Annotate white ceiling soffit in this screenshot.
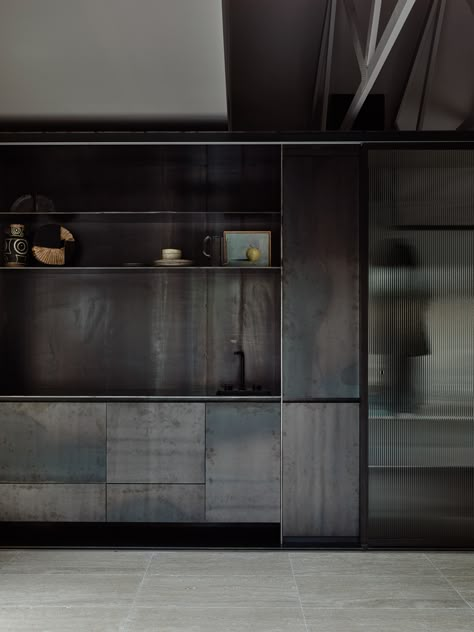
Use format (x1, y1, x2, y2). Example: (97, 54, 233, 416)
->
(0, 0, 227, 126)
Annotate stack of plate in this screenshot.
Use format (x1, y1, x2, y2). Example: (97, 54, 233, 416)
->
(152, 259, 193, 267)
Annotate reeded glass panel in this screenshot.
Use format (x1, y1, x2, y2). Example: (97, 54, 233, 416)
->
(368, 149, 474, 546)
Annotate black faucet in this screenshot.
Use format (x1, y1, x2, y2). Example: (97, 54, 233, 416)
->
(234, 350, 245, 391)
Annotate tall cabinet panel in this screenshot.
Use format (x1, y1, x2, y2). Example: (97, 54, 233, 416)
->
(282, 147, 360, 539)
(283, 148, 359, 400)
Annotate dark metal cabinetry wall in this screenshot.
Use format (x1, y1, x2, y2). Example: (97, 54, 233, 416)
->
(282, 146, 360, 541)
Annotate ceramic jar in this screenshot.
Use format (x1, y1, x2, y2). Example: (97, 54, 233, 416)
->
(3, 224, 29, 267)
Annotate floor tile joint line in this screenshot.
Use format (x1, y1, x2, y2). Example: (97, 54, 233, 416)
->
(423, 553, 474, 610)
(289, 552, 310, 632)
(119, 551, 155, 632)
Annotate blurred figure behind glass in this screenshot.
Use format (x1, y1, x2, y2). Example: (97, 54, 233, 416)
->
(369, 238, 430, 413)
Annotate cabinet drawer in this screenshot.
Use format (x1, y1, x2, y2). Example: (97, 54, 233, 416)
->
(0, 403, 106, 483)
(0, 483, 105, 522)
(107, 403, 205, 483)
(107, 484, 204, 522)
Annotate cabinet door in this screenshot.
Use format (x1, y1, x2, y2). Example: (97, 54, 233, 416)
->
(283, 149, 359, 399)
(283, 403, 359, 537)
(107, 403, 205, 483)
(205, 403, 280, 522)
(0, 402, 106, 483)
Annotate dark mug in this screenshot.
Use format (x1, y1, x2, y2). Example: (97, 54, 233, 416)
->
(202, 235, 223, 266)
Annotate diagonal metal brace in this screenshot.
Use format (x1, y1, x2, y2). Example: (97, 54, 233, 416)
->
(457, 112, 474, 130)
(366, 0, 382, 63)
(342, 0, 366, 76)
(341, 0, 417, 130)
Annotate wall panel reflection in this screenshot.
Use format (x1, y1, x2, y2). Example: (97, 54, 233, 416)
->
(368, 149, 474, 546)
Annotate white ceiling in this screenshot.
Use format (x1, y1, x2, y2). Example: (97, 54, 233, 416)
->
(0, 0, 227, 125)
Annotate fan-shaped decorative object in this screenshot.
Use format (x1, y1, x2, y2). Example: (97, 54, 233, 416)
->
(10, 194, 55, 213)
(32, 224, 75, 266)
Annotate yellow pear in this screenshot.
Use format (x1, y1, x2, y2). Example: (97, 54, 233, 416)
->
(246, 246, 261, 262)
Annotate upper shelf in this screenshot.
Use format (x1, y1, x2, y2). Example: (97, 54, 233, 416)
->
(0, 266, 282, 272)
(0, 210, 282, 225)
(0, 210, 281, 215)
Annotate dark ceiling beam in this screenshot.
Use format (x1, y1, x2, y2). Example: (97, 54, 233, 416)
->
(311, 0, 337, 130)
(416, 0, 446, 130)
(321, 0, 338, 130)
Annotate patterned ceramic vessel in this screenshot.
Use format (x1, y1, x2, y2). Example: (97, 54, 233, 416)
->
(3, 224, 29, 267)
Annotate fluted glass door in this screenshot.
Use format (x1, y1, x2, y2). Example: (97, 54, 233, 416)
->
(368, 149, 474, 546)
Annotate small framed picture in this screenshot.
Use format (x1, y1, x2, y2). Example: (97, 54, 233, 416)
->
(223, 230, 271, 267)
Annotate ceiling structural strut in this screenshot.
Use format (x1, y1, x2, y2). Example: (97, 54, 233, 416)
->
(395, 0, 446, 130)
(322, 0, 338, 130)
(342, 0, 366, 76)
(416, 0, 446, 130)
(457, 113, 474, 131)
(311, 0, 337, 130)
(366, 0, 382, 63)
(340, 0, 417, 130)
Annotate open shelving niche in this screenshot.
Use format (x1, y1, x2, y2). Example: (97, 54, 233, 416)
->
(0, 144, 282, 399)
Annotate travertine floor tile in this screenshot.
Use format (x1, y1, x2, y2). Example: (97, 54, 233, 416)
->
(295, 573, 468, 609)
(426, 553, 474, 578)
(303, 608, 474, 632)
(3, 550, 151, 574)
(149, 551, 292, 576)
(290, 552, 438, 576)
(0, 573, 143, 607)
(0, 606, 128, 631)
(136, 574, 300, 608)
(443, 576, 474, 608)
(125, 606, 306, 632)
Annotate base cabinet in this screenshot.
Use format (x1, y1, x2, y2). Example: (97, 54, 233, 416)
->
(0, 401, 281, 525)
(0, 403, 106, 522)
(105, 402, 205, 522)
(205, 403, 280, 522)
(282, 403, 359, 538)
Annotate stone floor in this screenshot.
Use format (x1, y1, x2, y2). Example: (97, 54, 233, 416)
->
(0, 550, 473, 631)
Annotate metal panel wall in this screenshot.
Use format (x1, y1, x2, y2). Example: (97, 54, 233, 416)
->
(368, 148, 474, 546)
(283, 148, 359, 399)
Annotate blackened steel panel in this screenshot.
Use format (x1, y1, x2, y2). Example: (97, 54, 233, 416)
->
(0, 403, 106, 482)
(283, 150, 359, 399)
(282, 402, 359, 537)
(205, 403, 280, 522)
(107, 403, 205, 484)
